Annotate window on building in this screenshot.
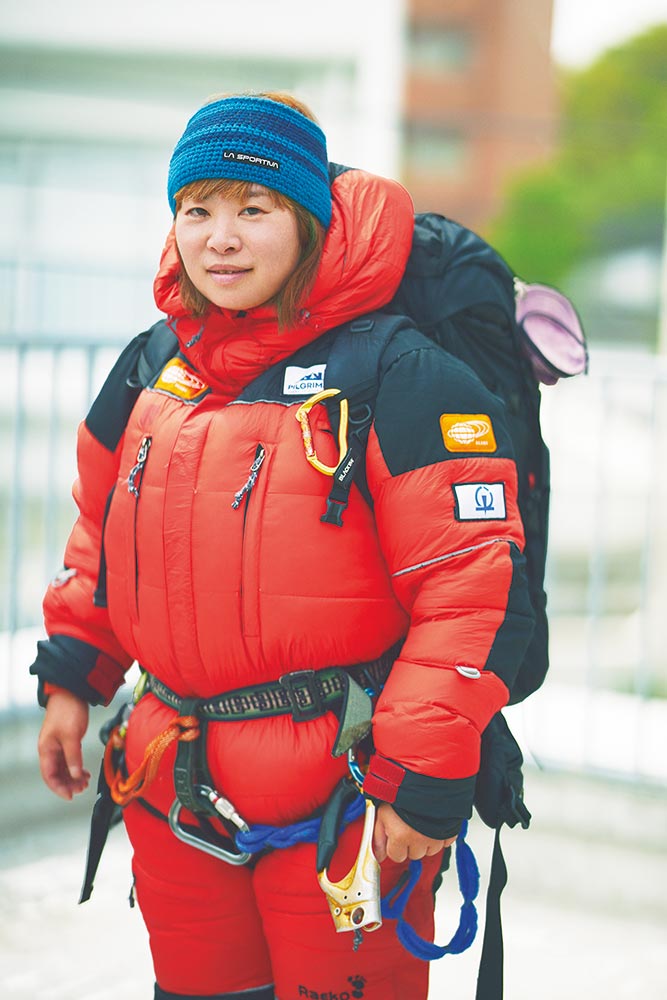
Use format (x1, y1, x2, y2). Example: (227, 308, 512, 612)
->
(408, 24, 473, 73)
(404, 125, 468, 177)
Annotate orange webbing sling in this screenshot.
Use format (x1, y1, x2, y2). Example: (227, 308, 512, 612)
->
(104, 714, 200, 806)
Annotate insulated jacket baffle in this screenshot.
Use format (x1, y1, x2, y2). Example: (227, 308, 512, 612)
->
(31, 168, 536, 836)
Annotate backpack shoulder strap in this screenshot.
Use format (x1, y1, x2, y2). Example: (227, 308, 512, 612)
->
(320, 312, 410, 524)
(324, 313, 402, 403)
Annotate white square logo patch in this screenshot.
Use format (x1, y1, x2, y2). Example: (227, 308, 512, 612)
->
(283, 365, 326, 396)
(453, 482, 507, 521)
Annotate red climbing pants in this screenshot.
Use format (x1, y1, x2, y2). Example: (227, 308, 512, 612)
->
(124, 802, 443, 999)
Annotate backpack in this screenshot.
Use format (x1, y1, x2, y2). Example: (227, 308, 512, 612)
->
(314, 211, 586, 998)
(130, 209, 587, 999)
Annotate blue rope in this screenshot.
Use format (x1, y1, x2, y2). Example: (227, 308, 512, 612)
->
(380, 821, 479, 960)
(234, 802, 479, 962)
(235, 794, 365, 853)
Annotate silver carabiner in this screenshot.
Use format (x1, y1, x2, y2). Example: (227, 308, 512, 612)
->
(168, 786, 252, 866)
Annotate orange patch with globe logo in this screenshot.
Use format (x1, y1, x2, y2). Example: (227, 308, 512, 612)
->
(439, 413, 497, 453)
(154, 358, 209, 403)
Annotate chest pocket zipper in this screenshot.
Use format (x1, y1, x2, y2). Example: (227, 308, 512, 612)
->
(232, 444, 266, 509)
(128, 435, 152, 497)
(127, 434, 152, 614)
(233, 444, 266, 636)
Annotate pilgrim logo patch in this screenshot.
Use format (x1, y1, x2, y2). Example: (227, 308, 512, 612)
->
(283, 364, 326, 395)
(154, 358, 209, 402)
(453, 482, 507, 520)
(440, 413, 497, 453)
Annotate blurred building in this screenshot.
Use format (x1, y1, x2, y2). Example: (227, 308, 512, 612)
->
(403, 0, 557, 231)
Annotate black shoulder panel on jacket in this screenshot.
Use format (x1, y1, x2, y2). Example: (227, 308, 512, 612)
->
(372, 324, 517, 477)
(85, 322, 176, 453)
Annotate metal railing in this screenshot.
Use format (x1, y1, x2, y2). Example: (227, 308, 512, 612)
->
(2, 334, 666, 784)
(1, 335, 127, 710)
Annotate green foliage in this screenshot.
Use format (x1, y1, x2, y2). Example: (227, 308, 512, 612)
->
(488, 24, 667, 285)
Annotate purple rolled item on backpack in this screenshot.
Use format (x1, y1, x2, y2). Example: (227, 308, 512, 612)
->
(514, 280, 588, 385)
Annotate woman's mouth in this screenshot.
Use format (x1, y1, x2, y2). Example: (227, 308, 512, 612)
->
(207, 266, 251, 284)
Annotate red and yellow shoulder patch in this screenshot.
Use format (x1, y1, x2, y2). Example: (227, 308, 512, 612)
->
(154, 358, 208, 403)
(439, 413, 497, 453)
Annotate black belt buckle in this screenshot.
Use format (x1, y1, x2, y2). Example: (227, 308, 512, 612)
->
(278, 669, 324, 722)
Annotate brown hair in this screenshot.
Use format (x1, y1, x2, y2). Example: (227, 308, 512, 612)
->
(173, 91, 327, 328)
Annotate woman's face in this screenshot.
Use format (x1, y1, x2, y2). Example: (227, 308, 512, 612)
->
(175, 184, 302, 313)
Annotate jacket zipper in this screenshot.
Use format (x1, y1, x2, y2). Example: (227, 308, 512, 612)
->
(232, 444, 266, 509)
(127, 434, 152, 615)
(233, 443, 266, 636)
(93, 485, 116, 608)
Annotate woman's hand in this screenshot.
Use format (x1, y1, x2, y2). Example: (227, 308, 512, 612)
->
(38, 689, 91, 799)
(372, 802, 456, 863)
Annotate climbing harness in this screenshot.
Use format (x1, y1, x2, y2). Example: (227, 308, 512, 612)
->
(87, 707, 480, 964)
(86, 650, 395, 889)
(86, 646, 480, 964)
(152, 661, 378, 864)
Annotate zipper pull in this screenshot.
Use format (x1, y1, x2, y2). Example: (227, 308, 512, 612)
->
(128, 435, 152, 497)
(232, 445, 265, 509)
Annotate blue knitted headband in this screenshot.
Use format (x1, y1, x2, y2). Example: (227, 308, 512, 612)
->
(167, 95, 332, 228)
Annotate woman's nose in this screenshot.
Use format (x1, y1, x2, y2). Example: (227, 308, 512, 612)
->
(207, 218, 242, 253)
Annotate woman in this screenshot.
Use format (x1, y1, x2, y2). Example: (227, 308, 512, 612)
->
(32, 92, 534, 1000)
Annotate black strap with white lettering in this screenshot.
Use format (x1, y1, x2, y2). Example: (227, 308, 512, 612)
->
(320, 314, 403, 524)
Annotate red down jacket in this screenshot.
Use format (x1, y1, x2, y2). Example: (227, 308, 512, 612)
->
(31, 168, 535, 835)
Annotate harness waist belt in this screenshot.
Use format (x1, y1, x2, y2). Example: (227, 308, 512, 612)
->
(149, 668, 342, 723)
(146, 647, 399, 726)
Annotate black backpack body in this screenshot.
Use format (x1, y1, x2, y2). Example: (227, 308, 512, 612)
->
(385, 212, 551, 705)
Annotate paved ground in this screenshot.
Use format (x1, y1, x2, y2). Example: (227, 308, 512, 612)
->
(1, 714, 666, 999)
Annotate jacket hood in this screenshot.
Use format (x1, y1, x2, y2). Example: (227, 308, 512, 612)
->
(153, 168, 414, 398)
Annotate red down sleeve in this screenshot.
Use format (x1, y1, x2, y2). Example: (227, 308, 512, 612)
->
(361, 340, 535, 836)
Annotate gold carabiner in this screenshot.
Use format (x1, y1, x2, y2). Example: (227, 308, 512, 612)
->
(295, 388, 349, 476)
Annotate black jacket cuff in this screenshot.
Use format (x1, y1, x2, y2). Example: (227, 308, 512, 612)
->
(30, 634, 126, 707)
(363, 753, 475, 839)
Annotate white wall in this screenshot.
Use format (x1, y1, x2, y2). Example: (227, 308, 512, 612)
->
(0, 0, 406, 176)
(0, 0, 407, 337)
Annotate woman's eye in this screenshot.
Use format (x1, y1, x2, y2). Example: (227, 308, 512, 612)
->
(242, 206, 264, 217)
(185, 206, 208, 218)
